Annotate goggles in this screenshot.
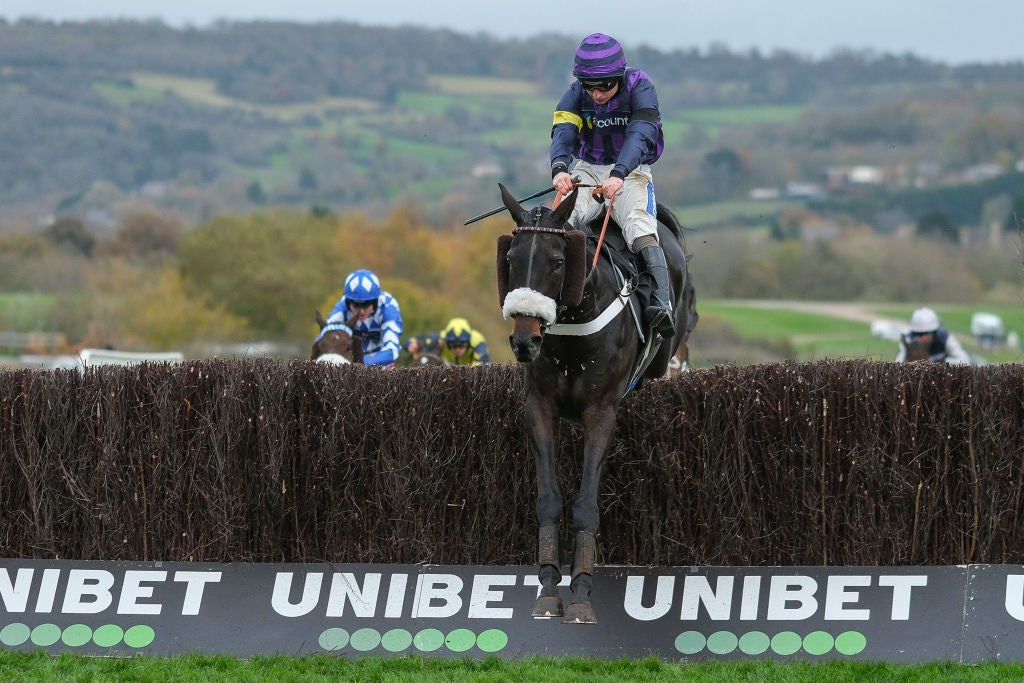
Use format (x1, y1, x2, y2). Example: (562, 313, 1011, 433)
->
(447, 341, 469, 349)
(348, 299, 375, 310)
(579, 77, 619, 93)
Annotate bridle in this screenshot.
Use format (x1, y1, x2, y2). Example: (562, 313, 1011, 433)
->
(314, 321, 355, 364)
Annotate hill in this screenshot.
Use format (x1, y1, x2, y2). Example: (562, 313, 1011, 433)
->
(2, 19, 1024, 230)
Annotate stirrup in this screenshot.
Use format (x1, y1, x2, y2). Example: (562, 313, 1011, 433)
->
(646, 307, 674, 339)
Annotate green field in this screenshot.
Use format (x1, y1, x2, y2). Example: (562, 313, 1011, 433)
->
(698, 300, 1024, 365)
(1, 651, 1022, 681)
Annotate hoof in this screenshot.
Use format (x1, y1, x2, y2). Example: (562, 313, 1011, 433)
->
(531, 595, 563, 618)
(561, 601, 597, 624)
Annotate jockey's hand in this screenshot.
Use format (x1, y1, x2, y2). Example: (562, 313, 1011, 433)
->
(553, 171, 574, 197)
(601, 176, 624, 201)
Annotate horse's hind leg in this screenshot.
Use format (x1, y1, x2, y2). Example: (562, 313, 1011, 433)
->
(526, 396, 564, 618)
(563, 404, 617, 625)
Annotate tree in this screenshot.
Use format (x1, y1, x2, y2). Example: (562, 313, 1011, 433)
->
(178, 211, 343, 338)
(246, 181, 266, 204)
(95, 206, 185, 265)
(43, 217, 95, 256)
(916, 210, 958, 243)
(701, 147, 744, 199)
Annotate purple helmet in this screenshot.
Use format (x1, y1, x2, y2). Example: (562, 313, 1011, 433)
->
(573, 33, 626, 79)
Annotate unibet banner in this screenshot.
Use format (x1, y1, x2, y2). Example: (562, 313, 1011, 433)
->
(0, 560, 1016, 662)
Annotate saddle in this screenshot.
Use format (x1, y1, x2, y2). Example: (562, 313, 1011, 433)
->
(579, 218, 653, 336)
(579, 218, 663, 393)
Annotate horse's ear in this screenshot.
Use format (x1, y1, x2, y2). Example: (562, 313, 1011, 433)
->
(315, 310, 326, 330)
(562, 230, 586, 307)
(498, 183, 525, 224)
(551, 187, 578, 227)
(496, 234, 513, 306)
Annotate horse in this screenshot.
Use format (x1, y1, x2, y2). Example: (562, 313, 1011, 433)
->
(901, 334, 931, 362)
(665, 277, 699, 377)
(403, 333, 450, 367)
(496, 182, 694, 624)
(312, 310, 363, 364)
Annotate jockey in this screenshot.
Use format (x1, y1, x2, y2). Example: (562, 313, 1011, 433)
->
(440, 317, 491, 366)
(402, 332, 442, 364)
(896, 307, 971, 365)
(549, 32, 674, 339)
(327, 269, 403, 366)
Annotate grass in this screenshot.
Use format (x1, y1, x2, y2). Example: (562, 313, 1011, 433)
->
(96, 73, 378, 120)
(698, 300, 1024, 365)
(1, 652, 1023, 682)
(675, 198, 799, 228)
(678, 105, 805, 126)
(431, 75, 540, 97)
(0, 292, 56, 330)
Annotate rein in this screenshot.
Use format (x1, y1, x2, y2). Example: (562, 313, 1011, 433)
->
(512, 200, 627, 337)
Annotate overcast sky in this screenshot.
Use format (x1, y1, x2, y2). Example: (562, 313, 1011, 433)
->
(2, 1, 1021, 66)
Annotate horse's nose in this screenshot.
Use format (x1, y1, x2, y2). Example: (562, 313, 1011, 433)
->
(509, 333, 542, 362)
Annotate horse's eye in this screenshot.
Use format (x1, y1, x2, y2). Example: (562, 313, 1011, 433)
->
(552, 259, 564, 271)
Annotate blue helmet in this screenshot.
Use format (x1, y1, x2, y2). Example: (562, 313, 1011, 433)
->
(344, 269, 381, 304)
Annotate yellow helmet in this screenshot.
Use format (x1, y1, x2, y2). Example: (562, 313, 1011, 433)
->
(442, 318, 472, 345)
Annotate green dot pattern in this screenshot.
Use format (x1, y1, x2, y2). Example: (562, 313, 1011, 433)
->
(835, 630, 868, 655)
(380, 629, 412, 652)
(738, 631, 770, 655)
(0, 624, 155, 650)
(314, 627, 510, 654)
(803, 630, 834, 655)
(0, 623, 31, 647)
(445, 628, 476, 652)
(476, 629, 509, 653)
(675, 630, 867, 657)
(706, 630, 738, 654)
(674, 630, 706, 655)
(30, 624, 61, 647)
(349, 628, 381, 652)
(770, 631, 803, 655)
(60, 625, 93, 647)
(92, 624, 124, 648)
(123, 625, 156, 648)
(413, 628, 446, 652)
(318, 628, 349, 651)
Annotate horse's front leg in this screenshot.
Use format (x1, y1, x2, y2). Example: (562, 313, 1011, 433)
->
(563, 402, 618, 625)
(525, 393, 564, 618)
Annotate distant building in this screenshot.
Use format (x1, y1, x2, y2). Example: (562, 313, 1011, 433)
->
(784, 182, 825, 199)
(961, 163, 1002, 183)
(748, 187, 781, 200)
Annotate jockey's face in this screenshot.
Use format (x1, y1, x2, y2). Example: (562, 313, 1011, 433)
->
(907, 330, 934, 348)
(348, 299, 375, 321)
(448, 341, 468, 357)
(583, 80, 619, 105)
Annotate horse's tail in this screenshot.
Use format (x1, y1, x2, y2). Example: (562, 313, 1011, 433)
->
(656, 203, 699, 339)
(656, 203, 685, 243)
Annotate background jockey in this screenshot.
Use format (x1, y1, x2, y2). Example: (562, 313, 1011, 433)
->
(327, 269, 403, 366)
(896, 307, 971, 365)
(440, 317, 491, 366)
(549, 32, 674, 340)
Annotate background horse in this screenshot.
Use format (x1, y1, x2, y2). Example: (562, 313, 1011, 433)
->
(311, 310, 363, 364)
(665, 277, 699, 377)
(902, 335, 931, 362)
(496, 183, 693, 624)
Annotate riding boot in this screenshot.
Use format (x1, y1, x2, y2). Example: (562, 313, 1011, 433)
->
(638, 245, 675, 339)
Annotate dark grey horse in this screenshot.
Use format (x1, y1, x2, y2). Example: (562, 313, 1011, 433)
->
(496, 183, 693, 623)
